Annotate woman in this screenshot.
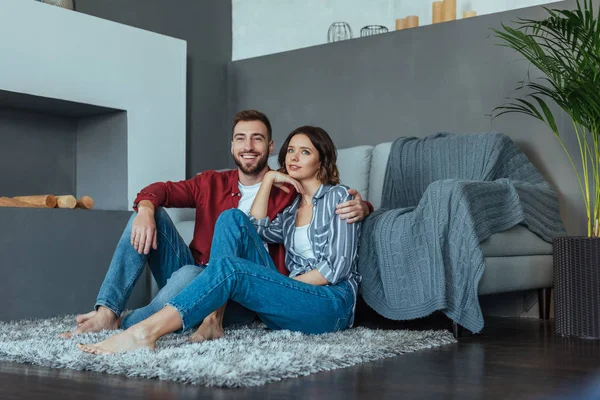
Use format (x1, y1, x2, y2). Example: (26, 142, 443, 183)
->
(78, 126, 361, 354)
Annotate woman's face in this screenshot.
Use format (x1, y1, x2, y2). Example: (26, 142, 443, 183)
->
(285, 133, 321, 182)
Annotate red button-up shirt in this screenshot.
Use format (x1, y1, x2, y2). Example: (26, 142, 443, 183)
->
(133, 170, 296, 275)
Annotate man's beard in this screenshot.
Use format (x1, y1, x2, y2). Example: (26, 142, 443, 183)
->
(234, 152, 269, 175)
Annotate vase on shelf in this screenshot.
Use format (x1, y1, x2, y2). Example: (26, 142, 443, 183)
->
(405, 16, 419, 28)
(432, 1, 443, 24)
(360, 25, 389, 37)
(442, 0, 456, 21)
(327, 22, 353, 43)
(395, 18, 406, 30)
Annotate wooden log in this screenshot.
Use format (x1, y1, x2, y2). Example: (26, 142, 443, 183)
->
(55, 195, 77, 209)
(76, 196, 95, 210)
(432, 1, 443, 24)
(12, 194, 57, 208)
(406, 16, 419, 28)
(0, 197, 40, 208)
(442, 0, 456, 21)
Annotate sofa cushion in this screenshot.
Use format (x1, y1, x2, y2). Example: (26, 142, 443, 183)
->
(365, 141, 552, 257)
(480, 225, 552, 257)
(368, 142, 392, 210)
(336, 145, 373, 200)
(269, 145, 374, 200)
(478, 255, 553, 295)
(165, 208, 196, 226)
(174, 220, 195, 246)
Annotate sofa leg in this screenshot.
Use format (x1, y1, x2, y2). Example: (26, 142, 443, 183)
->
(452, 322, 460, 339)
(451, 321, 472, 339)
(538, 287, 552, 320)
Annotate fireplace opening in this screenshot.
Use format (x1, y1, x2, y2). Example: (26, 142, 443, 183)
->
(0, 90, 127, 211)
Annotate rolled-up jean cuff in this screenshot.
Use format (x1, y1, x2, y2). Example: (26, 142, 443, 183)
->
(94, 301, 121, 319)
(165, 301, 190, 332)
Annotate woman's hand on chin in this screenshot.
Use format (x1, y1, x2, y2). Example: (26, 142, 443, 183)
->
(266, 171, 305, 194)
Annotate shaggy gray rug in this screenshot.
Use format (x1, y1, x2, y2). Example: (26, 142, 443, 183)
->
(0, 315, 456, 387)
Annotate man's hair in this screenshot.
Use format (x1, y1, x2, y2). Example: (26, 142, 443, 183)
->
(277, 125, 340, 185)
(232, 110, 272, 142)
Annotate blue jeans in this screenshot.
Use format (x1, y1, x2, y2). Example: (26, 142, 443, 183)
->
(167, 209, 354, 334)
(95, 207, 257, 329)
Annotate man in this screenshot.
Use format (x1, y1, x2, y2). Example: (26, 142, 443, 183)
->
(60, 110, 371, 341)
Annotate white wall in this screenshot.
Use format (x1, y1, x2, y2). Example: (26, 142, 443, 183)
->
(394, 0, 551, 27)
(232, 0, 394, 60)
(0, 0, 187, 209)
(233, 0, 557, 60)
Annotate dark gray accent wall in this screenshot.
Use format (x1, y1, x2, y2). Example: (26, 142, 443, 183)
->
(230, 0, 587, 236)
(77, 112, 128, 210)
(76, 0, 233, 176)
(0, 109, 76, 198)
(0, 208, 147, 321)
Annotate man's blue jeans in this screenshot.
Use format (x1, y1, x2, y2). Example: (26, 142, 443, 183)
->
(95, 207, 256, 329)
(167, 209, 355, 334)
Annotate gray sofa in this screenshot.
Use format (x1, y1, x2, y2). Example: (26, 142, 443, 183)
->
(169, 142, 554, 327)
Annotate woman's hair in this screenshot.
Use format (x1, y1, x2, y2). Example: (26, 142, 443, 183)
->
(277, 126, 340, 185)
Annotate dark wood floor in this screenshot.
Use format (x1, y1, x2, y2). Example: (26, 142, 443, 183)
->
(1, 305, 599, 400)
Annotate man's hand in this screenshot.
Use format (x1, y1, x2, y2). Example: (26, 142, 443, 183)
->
(131, 202, 158, 255)
(335, 189, 370, 224)
(292, 269, 329, 286)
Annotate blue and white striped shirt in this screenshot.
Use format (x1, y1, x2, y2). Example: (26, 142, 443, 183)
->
(251, 184, 362, 327)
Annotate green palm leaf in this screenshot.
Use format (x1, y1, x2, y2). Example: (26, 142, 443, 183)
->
(492, 0, 600, 236)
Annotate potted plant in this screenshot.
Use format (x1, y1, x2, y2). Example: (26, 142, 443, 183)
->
(492, 0, 600, 338)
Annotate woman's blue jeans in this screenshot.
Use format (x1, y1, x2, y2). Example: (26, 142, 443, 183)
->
(94, 207, 256, 329)
(167, 209, 354, 334)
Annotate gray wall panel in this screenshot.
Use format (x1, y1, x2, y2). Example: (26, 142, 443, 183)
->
(0, 109, 76, 198)
(77, 112, 128, 210)
(230, 0, 587, 236)
(0, 208, 147, 321)
(0, 1, 187, 210)
(77, 0, 233, 176)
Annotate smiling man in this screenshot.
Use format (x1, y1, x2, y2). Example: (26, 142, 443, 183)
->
(60, 110, 372, 341)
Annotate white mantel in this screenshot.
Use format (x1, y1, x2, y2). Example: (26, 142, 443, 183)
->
(0, 0, 187, 209)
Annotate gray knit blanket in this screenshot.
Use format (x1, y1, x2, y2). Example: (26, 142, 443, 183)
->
(358, 132, 566, 333)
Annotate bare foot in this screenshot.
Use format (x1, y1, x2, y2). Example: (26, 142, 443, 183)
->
(189, 317, 224, 343)
(76, 310, 97, 325)
(77, 326, 155, 355)
(59, 307, 120, 339)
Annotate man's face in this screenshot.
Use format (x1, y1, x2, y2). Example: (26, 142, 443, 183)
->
(231, 120, 274, 175)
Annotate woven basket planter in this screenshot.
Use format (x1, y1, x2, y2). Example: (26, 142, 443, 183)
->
(553, 236, 600, 339)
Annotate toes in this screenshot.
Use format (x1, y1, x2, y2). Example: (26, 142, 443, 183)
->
(77, 343, 96, 354)
(70, 327, 84, 336)
(58, 332, 72, 339)
(189, 334, 206, 343)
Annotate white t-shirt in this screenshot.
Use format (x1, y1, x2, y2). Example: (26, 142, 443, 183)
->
(293, 224, 315, 259)
(237, 181, 262, 215)
(238, 181, 269, 251)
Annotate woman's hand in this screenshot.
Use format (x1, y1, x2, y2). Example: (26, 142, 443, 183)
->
(266, 171, 305, 194)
